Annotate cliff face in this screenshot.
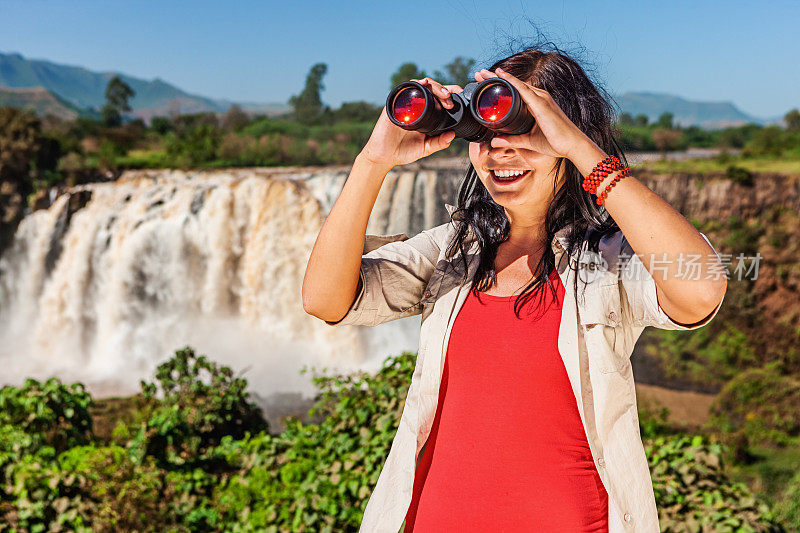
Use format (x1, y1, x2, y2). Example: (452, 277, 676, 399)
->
(613, 171, 800, 392)
(638, 171, 800, 218)
(0, 163, 797, 396)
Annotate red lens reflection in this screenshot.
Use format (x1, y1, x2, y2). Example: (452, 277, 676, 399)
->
(477, 83, 513, 122)
(392, 87, 426, 124)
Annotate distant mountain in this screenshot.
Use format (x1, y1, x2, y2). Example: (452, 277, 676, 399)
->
(613, 91, 779, 129)
(0, 87, 94, 120)
(0, 51, 289, 121)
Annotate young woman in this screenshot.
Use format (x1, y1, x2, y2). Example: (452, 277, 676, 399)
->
(303, 46, 726, 532)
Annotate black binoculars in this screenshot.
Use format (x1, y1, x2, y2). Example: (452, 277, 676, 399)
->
(385, 78, 535, 143)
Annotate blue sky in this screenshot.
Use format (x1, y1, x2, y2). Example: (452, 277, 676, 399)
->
(1, 0, 797, 118)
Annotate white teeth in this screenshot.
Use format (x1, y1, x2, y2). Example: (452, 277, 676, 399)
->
(493, 169, 528, 178)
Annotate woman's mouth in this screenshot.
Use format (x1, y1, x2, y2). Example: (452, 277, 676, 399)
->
(490, 169, 531, 184)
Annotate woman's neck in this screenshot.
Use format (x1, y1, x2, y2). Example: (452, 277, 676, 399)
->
(503, 206, 549, 255)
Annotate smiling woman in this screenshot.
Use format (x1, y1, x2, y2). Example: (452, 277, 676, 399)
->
(303, 42, 726, 533)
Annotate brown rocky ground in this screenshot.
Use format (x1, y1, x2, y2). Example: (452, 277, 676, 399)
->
(635, 382, 715, 429)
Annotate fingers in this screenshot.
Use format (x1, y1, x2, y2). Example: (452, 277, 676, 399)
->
(493, 67, 551, 100)
(475, 68, 498, 82)
(411, 77, 454, 109)
(423, 130, 456, 156)
(475, 68, 548, 98)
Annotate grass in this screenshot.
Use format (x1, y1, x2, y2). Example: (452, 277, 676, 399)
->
(635, 156, 800, 176)
(727, 443, 800, 507)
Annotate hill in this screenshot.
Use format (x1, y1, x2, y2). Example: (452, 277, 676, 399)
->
(614, 91, 778, 129)
(0, 86, 93, 120)
(0, 51, 289, 121)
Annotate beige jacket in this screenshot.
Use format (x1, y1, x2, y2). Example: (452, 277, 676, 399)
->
(325, 203, 723, 532)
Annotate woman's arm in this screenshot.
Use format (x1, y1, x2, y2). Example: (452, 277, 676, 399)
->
(303, 83, 458, 323)
(568, 140, 728, 326)
(302, 152, 393, 323)
(467, 66, 726, 326)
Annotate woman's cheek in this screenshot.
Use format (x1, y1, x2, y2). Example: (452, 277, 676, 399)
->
(468, 142, 481, 165)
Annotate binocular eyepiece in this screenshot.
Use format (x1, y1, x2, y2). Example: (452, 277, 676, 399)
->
(386, 78, 535, 143)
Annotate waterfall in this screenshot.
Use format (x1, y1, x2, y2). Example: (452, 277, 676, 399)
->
(0, 164, 465, 397)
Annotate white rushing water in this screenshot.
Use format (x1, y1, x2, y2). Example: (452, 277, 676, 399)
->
(0, 166, 457, 398)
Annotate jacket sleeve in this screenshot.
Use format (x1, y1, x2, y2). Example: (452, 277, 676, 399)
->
(618, 231, 725, 330)
(323, 227, 441, 327)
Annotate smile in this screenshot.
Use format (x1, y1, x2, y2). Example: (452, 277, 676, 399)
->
(490, 169, 531, 183)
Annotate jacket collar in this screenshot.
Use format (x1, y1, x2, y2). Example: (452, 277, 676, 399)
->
(444, 203, 575, 256)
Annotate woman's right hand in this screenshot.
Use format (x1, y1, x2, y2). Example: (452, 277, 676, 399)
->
(360, 77, 464, 169)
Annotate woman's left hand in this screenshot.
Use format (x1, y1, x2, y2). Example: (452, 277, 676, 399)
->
(473, 68, 594, 161)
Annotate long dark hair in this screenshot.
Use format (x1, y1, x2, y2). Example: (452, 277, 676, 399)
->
(446, 43, 627, 318)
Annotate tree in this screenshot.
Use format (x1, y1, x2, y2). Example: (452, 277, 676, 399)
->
(102, 76, 135, 127)
(656, 112, 675, 129)
(150, 116, 172, 135)
(289, 63, 328, 123)
(221, 104, 250, 132)
(390, 62, 426, 88)
(0, 107, 60, 251)
(652, 128, 684, 159)
(433, 56, 476, 87)
(0, 107, 59, 187)
(0, 107, 43, 184)
(784, 108, 800, 132)
(330, 101, 382, 123)
(634, 114, 649, 127)
(618, 112, 634, 126)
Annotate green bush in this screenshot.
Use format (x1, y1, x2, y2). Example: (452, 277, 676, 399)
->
(132, 347, 268, 468)
(725, 215, 765, 256)
(726, 164, 754, 186)
(164, 125, 221, 166)
(648, 434, 782, 530)
(1, 445, 211, 532)
(645, 323, 758, 388)
(0, 377, 93, 452)
(210, 351, 416, 531)
(708, 363, 800, 448)
(0, 349, 792, 531)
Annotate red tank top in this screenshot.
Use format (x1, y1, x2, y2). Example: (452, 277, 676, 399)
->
(404, 268, 608, 532)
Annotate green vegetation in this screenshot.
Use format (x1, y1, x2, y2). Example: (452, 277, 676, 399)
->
(634, 155, 800, 175)
(102, 76, 135, 128)
(0, 347, 793, 531)
(645, 323, 758, 388)
(708, 363, 800, 449)
(390, 62, 426, 89)
(647, 434, 782, 531)
(1, 58, 799, 208)
(132, 347, 269, 469)
(288, 63, 328, 123)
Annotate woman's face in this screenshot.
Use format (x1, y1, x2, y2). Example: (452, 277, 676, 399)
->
(468, 136, 565, 212)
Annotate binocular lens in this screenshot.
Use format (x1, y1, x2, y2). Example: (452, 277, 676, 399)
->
(476, 84, 513, 122)
(391, 87, 426, 124)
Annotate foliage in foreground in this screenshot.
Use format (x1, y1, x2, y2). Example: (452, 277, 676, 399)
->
(648, 435, 782, 532)
(708, 362, 800, 449)
(0, 349, 792, 532)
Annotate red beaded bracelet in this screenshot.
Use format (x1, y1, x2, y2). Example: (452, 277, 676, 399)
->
(595, 166, 630, 205)
(582, 154, 630, 205)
